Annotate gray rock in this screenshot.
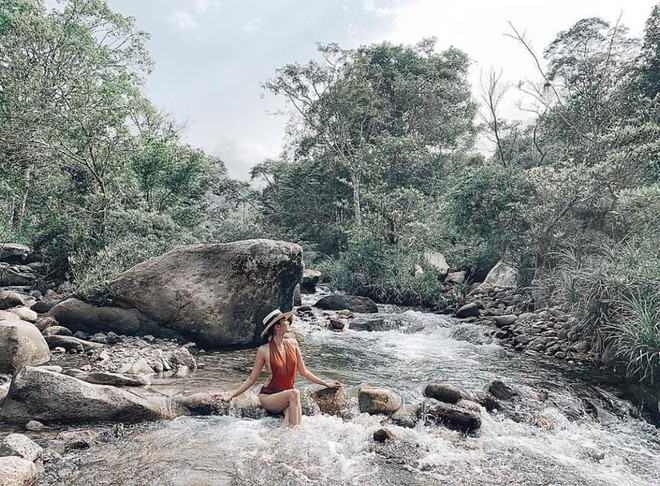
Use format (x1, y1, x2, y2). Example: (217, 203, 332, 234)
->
(42, 326, 72, 337)
(0, 291, 28, 310)
(0, 320, 50, 374)
(423, 251, 449, 277)
(9, 307, 37, 323)
(357, 385, 402, 414)
(455, 302, 480, 318)
(173, 365, 190, 377)
(488, 380, 518, 400)
(0, 433, 43, 462)
(315, 295, 378, 313)
(34, 316, 58, 332)
(75, 372, 149, 387)
(424, 382, 462, 404)
(388, 404, 420, 428)
(169, 347, 197, 371)
(0, 456, 38, 485)
(424, 401, 482, 432)
(483, 261, 518, 288)
(349, 317, 402, 332)
(50, 240, 302, 348)
(301, 269, 322, 294)
(24, 420, 48, 431)
(44, 335, 104, 353)
(494, 314, 517, 327)
(0, 366, 176, 424)
(30, 299, 59, 314)
(328, 317, 346, 330)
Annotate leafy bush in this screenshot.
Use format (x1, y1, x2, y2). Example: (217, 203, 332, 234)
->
(443, 164, 535, 274)
(318, 231, 444, 306)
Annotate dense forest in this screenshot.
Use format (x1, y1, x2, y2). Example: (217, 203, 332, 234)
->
(1, 1, 659, 384)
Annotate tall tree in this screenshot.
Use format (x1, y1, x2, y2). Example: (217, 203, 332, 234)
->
(264, 40, 476, 232)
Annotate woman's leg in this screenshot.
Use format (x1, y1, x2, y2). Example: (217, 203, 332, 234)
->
(259, 389, 302, 426)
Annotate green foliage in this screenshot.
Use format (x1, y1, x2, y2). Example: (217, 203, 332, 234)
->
(540, 237, 660, 382)
(443, 164, 535, 272)
(318, 231, 444, 306)
(0, 0, 234, 292)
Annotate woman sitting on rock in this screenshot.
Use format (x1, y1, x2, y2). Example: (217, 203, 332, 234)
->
(214, 309, 342, 426)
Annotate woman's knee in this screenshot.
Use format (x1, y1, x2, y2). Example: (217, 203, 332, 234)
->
(289, 389, 300, 402)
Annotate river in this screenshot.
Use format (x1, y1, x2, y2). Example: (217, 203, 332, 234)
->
(36, 302, 660, 485)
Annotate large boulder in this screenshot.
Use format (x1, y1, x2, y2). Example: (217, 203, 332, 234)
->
(53, 239, 302, 349)
(315, 295, 378, 313)
(0, 367, 176, 424)
(0, 320, 50, 374)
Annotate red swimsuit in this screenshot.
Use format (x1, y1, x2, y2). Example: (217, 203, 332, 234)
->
(259, 339, 298, 395)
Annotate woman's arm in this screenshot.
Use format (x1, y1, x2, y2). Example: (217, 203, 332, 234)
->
(293, 340, 342, 388)
(213, 348, 266, 400)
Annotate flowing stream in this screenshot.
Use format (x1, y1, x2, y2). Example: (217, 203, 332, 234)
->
(37, 302, 660, 486)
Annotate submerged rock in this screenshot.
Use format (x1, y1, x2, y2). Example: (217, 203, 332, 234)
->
(424, 400, 482, 432)
(373, 428, 395, 442)
(488, 380, 519, 400)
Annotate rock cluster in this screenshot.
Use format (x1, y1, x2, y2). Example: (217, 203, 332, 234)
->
(454, 287, 599, 364)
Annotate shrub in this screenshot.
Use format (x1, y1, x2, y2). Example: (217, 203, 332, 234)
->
(318, 231, 444, 307)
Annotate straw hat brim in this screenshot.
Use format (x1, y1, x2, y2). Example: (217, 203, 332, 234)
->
(259, 310, 295, 338)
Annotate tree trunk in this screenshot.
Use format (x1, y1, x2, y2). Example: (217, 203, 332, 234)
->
(351, 171, 362, 226)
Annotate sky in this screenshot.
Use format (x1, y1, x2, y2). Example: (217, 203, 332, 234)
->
(51, 0, 660, 179)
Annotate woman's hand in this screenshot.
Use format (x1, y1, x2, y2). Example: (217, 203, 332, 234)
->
(325, 380, 342, 389)
(212, 390, 233, 401)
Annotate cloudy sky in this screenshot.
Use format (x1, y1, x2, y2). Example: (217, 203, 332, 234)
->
(88, 1, 659, 179)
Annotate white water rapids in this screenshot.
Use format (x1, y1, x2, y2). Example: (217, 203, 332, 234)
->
(38, 306, 660, 485)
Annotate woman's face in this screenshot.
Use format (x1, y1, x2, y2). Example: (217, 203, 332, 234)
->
(277, 317, 290, 332)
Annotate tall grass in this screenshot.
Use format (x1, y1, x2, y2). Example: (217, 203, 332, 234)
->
(540, 237, 660, 383)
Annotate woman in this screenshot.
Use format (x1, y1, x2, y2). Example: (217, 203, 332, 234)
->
(213, 309, 342, 426)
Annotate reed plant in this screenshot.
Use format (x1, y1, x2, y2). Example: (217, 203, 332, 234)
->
(540, 237, 660, 383)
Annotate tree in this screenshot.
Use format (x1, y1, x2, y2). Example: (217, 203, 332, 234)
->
(264, 40, 476, 231)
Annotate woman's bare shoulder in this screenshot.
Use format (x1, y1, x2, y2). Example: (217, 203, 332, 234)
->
(284, 337, 300, 347)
